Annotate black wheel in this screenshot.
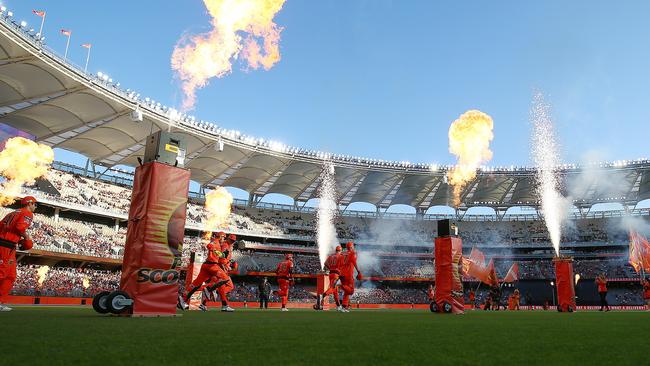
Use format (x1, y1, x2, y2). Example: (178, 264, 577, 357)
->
(106, 291, 132, 314)
(443, 302, 453, 313)
(429, 301, 438, 313)
(567, 306, 574, 313)
(557, 305, 562, 312)
(92, 291, 111, 314)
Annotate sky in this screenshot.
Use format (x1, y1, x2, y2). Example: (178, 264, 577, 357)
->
(3, 1, 650, 208)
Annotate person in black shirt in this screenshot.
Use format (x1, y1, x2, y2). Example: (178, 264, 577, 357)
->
(258, 277, 271, 309)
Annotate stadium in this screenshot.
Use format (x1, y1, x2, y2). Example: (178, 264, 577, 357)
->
(1, 3, 650, 366)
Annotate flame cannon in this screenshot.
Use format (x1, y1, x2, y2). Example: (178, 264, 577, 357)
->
(430, 219, 464, 314)
(553, 256, 576, 312)
(93, 131, 190, 316)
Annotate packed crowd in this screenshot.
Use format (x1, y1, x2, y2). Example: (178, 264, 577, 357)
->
(37, 168, 634, 249)
(12, 264, 120, 297)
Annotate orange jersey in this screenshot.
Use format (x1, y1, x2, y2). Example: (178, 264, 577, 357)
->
(643, 282, 650, 299)
(324, 253, 344, 274)
(427, 287, 434, 300)
(342, 250, 357, 277)
(0, 208, 33, 246)
(276, 259, 294, 278)
(218, 241, 233, 266)
(596, 278, 607, 292)
(205, 240, 222, 263)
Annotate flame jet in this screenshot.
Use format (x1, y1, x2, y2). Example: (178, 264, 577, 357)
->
(201, 186, 233, 240)
(171, 0, 287, 111)
(447, 110, 494, 207)
(0, 137, 54, 206)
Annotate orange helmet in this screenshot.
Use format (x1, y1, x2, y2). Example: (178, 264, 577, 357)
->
(335, 245, 342, 252)
(285, 253, 293, 260)
(346, 241, 354, 250)
(21, 196, 37, 206)
(216, 231, 226, 238)
(228, 234, 237, 242)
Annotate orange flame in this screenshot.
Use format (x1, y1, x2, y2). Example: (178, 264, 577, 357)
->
(171, 0, 287, 110)
(202, 186, 233, 240)
(0, 137, 54, 206)
(448, 110, 494, 207)
(36, 265, 50, 286)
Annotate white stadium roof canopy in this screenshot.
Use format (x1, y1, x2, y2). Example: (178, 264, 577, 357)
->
(2, 14, 650, 212)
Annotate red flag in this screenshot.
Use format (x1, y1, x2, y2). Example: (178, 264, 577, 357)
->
(503, 262, 519, 283)
(61, 29, 71, 36)
(629, 231, 650, 273)
(81, 43, 92, 49)
(486, 259, 499, 286)
(32, 10, 46, 17)
(469, 247, 486, 267)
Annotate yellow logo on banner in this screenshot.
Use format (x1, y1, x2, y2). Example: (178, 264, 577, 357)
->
(165, 144, 179, 153)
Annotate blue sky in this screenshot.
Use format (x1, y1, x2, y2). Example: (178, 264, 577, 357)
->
(4, 1, 650, 206)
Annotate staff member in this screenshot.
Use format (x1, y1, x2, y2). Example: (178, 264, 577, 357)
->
(258, 277, 271, 309)
(595, 274, 610, 312)
(0, 196, 37, 311)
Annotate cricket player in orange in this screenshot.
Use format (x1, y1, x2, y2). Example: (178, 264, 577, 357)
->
(275, 253, 294, 311)
(0, 196, 37, 311)
(204, 233, 237, 312)
(182, 231, 229, 310)
(317, 245, 344, 311)
(340, 242, 362, 312)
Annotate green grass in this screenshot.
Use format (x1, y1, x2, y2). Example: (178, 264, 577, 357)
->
(1, 307, 648, 366)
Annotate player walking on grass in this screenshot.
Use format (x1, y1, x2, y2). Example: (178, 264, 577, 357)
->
(340, 242, 362, 312)
(0, 196, 36, 311)
(595, 274, 610, 312)
(275, 253, 294, 311)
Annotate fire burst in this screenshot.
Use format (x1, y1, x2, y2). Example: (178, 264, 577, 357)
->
(82, 276, 91, 289)
(0, 137, 54, 206)
(36, 266, 50, 286)
(448, 110, 494, 207)
(202, 186, 233, 240)
(531, 92, 565, 256)
(316, 164, 338, 270)
(171, 0, 287, 110)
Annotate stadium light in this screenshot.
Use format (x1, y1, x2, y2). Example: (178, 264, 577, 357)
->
(20, 20, 26, 27)
(0, 6, 6, 12)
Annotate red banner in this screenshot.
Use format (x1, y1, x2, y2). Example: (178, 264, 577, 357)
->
(120, 162, 190, 316)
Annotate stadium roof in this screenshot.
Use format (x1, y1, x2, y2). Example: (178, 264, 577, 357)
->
(2, 14, 650, 212)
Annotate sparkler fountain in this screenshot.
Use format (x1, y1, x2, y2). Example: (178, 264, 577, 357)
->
(530, 92, 575, 311)
(314, 163, 338, 310)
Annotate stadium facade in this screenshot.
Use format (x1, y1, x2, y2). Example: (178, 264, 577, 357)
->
(0, 10, 648, 308)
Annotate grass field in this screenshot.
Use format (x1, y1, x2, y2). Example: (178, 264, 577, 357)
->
(1, 307, 648, 366)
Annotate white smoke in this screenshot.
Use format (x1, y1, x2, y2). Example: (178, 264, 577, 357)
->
(354, 218, 432, 276)
(531, 92, 570, 256)
(316, 163, 339, 270)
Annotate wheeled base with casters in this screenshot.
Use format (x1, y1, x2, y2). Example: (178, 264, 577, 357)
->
(92, 291, 134, 315)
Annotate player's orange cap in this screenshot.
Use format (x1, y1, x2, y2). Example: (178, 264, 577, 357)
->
(335, 245, 342, 252)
